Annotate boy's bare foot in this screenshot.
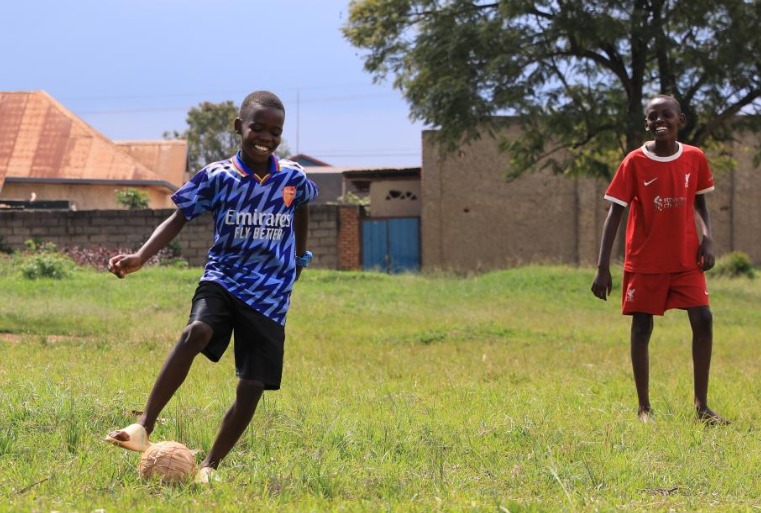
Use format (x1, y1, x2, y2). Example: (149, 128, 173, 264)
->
(696, 408, 731, 426)
(638, 406, 653, 423)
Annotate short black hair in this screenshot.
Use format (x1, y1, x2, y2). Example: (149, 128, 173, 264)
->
(647, 94, 681, 113)
(239, 91, 285, 117)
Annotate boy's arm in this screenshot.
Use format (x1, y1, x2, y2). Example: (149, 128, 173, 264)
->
(294, 205, 309, 281)
(108, 210, 188, 278)
(591, 203, 625, 300)
(694, 195, 715, 271)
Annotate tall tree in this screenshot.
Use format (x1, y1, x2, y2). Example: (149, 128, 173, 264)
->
(166, 101, 239, 173)
(344, 0, 761, 179)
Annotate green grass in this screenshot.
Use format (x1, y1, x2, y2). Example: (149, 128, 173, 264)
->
(1, 258, 760, 512)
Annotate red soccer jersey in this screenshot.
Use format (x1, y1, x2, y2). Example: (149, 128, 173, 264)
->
(604, 143, 715, 273)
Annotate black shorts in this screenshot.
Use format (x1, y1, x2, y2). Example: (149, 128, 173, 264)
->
(188, 281, 286, 390)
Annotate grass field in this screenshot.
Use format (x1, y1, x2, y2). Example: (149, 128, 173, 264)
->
(0, 258, 760, 512)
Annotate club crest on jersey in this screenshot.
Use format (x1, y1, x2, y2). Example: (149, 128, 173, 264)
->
(283, 186, 296, 207)
(685, 173, 691, 188)
(626, 287, 636, 302)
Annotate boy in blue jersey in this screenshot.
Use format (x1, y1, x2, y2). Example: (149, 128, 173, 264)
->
(104, 91, 318, 483)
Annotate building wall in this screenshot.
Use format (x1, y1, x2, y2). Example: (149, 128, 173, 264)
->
(422, 127, 761, 271)
(0, 183, 174, 210)
(369, 179, 421, 217)
(0, 204, 351, 269)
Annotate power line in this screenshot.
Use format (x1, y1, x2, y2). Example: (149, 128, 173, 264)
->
(59, 83, 388, 102)
(76, 92, 399, 116)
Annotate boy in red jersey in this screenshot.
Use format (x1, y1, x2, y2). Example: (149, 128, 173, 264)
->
(591, 94, 729, 425)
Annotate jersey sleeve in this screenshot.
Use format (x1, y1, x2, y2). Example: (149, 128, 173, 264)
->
(696, 150, 715, 195)
(171, 167, 215, 221)
(292, 171, 319, 209)
(604, 156, 635, 207)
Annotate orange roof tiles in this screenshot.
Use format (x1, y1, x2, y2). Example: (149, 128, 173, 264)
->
(0, 91, 177, 195)
(115, 140, 187, 188)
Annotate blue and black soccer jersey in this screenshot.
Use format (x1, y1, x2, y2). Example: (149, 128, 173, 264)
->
(172, 152, 318, 325)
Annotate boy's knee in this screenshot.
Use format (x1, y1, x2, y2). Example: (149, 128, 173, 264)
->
(689, 307, 712, 331)
(236, 378, 265, 399)
(631, 314, 653, 340)
(179, 321, 213, 353)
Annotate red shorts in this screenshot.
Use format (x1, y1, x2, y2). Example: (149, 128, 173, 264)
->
(622, 268, 709, 316)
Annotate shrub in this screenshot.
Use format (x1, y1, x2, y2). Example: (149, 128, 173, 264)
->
(712, 251, 756, 279)
(24, 239, 57, 253)
(21, 253, 75, 280)
(115, 188, 149, 210)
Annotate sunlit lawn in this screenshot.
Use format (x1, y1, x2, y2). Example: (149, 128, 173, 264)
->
(1, 258, 760, 512)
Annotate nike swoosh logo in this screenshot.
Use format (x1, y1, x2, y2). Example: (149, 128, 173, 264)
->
(705, 291, 710, 295)
(644, 178, 658, 186)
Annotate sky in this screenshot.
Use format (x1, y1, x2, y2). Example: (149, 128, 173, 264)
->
(0, 0, 426, 168)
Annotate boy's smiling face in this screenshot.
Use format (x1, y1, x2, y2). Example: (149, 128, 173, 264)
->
(235, 104, 285, 172)
(644, 97, 685, 143)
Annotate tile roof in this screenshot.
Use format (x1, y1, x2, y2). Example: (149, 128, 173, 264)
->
(0, 91, 176, 195)
(115, 140, 187, 188)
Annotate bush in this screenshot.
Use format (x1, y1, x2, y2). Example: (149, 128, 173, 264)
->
(712, 251, 756, 279)
(21, 253, 75, 280)
(115, 188, 149, 210)
(25, 239, 57, 253)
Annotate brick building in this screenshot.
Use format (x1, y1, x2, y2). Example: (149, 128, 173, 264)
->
(422, 122, 761, 271)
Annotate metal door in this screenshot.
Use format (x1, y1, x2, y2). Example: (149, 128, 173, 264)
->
(362, 217, 420, 272)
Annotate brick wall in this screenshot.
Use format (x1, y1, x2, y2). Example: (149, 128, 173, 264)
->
(422, 126, 761, 271)
(0, 204, 344, 269)
(337, 206, 362, 270)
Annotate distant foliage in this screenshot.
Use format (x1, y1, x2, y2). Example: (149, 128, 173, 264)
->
(166, 101, 239, 174)
(21, 253, 75, 280)
(337, 191, 371, 209)
(345, 0, 761, 180)
(116, 188, 150, 210)
(20, 239, 74, 279)
(713, 252, 756, 279)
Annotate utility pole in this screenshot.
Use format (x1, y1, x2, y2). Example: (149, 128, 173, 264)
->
(296, 88, 300, 154)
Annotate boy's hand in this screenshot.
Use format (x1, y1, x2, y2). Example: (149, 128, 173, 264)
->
(591, 267, 613, 300)
(697, 237, 715, 271)
(108, 254, 144, 279)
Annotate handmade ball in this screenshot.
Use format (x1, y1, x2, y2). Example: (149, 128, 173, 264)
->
(139, 441, 195, 483)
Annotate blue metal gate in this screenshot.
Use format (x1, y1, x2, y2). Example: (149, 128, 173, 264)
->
(362, 217, 420, 273)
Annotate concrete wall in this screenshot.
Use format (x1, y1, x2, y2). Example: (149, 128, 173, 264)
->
(370, 179, 421, 217)
(422, 127, 761, 271)
(0, 204, 347, 269)
(0, 182, 174, 210)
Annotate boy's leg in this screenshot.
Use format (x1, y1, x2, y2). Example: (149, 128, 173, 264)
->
(687, 306, 730, 425)
(200, 378, 265, 470)
(109, 321, 213, 439)
(630, 313, 654, 420)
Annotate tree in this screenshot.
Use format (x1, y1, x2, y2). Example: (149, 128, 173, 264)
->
(165, 101, 239, 174)
(166, 101, 293, 172)
(115, 188, 149, 210)
(344, 0, 761, 179)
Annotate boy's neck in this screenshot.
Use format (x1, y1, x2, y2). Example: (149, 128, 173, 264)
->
(239, 152, 270, 178)
(648, 139, 680, 157)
